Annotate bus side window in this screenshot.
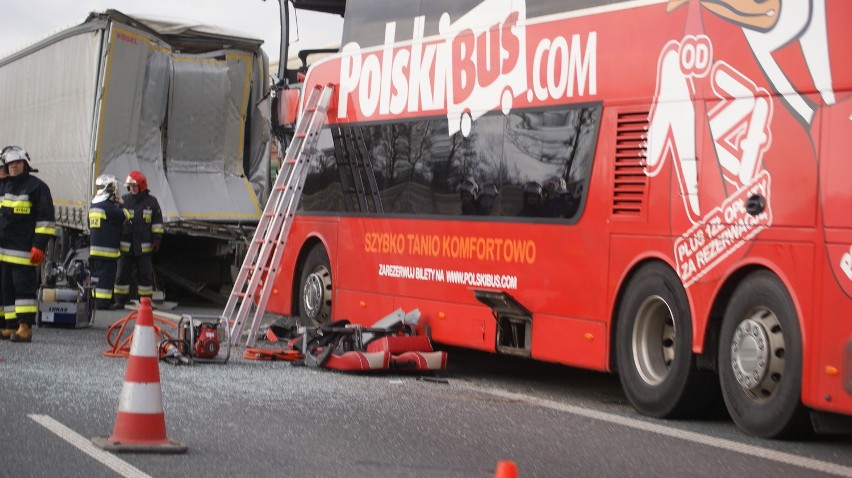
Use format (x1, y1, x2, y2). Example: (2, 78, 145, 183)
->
(502, 105, 601, 220)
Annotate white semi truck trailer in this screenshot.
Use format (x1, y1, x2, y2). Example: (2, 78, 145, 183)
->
(0, 10, 271, 300)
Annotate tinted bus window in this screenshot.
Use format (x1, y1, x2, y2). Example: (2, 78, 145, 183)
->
(300, 129, 344, 212)
(299, 104, 601, 219)
(502, 105, 601, 219)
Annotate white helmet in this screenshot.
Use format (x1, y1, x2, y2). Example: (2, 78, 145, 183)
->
(0, 145, 37, 172)
(543, 176, 568, 196)
(459, 178, 479, 198)
(94, 174, 119, 203)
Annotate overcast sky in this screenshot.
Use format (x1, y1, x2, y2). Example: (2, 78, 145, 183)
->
(0, 0, 343, 63)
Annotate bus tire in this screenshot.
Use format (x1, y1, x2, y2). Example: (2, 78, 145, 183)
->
(718, 271, 811, 438)
(298, 245, 332, 327)
(616, 262, 709, 418)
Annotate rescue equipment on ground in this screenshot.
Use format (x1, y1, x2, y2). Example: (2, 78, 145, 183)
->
(103, 303, 230, 364)
(158, 315, 230, 365)
(37, 249, 94, 328)
(103, 309, 177, 358)
(254, 308, 448, 373)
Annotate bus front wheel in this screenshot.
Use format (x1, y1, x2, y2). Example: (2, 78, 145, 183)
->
(298, 245, 332, 327)
(616, 263, 710, 418)
(718, 271, 810, 438)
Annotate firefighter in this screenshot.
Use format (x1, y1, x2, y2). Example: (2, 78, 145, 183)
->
(88, 175, 128, 310)
(516, 181, 543, 217)
(112, 171, 163, 309)
(541, 176, 573, 218)
(459, 178, 480, 215)
(0, 153, 8, 334)
(477, 182, 500, 216)
(0, 146, 55, 342)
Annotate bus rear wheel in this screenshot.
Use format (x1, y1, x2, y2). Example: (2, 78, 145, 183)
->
(718, 271, 810, 438)
(616, 263, 710, 418)
(298, 245, 332, 327)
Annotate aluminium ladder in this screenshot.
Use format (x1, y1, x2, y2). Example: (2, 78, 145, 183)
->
(224, 84, 333, 347)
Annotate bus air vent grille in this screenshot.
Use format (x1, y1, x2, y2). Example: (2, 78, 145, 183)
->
(612, 111, 649, 217)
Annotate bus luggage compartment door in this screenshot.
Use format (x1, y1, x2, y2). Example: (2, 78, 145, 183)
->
(474, 290, 532, 357)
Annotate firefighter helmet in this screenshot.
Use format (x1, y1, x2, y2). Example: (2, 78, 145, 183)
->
(125, 170, 148, 192)
(94, 174, 119, 203)
(523, 181, 543, 196)
(0, 145, 37, 172)
(543, 176, 568, 197)
(459, 178, 479, 198)
(479, 182, 500, 198)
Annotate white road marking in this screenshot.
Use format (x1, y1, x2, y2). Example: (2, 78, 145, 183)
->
(460, 384, 852, 477)
(29, 414, 152, 478)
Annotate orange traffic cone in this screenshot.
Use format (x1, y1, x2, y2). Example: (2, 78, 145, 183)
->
(494, 460, 518, 478)
(92, 297, 187, 453)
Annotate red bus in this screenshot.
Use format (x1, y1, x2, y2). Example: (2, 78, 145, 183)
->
(270, 0, 852, 438)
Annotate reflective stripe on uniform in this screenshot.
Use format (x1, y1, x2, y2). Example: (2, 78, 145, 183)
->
(15, 299, 37, 315)
(35, 220, 56, 235)
(90, 245, 120, 258)
(1, 194, 31, 210)
(0, 248, 36, 266)
(141, 243, 152, 253)
(119, 241, 131, 252)
(152, 223, 164, 234)
(137, 285, 153, 296)
(114, 284, 130, 294)
(93, 288, 113, 299)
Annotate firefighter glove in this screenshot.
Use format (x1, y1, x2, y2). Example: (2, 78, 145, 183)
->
(30, 247, 44, 265)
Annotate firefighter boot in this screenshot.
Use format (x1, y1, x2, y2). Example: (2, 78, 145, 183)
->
(1, 328, 15, 340)
(10, 323, 32, 343)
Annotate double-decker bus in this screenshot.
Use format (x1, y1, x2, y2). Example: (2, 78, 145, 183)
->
(270, 0, 852, 438)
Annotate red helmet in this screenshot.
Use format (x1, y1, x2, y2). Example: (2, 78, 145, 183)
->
(125, 170, 148, 192)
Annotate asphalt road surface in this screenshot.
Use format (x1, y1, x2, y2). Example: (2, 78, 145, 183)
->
(1, 303, 850, 478)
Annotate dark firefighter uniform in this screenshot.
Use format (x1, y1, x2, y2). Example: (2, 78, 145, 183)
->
(0, 147, 55, 341)
(0, 165, 8, 332)
(114, 171, 163, 304)
(89, 186, 129, 309)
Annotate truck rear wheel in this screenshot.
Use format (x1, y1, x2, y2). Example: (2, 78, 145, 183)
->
(718, 271, 811, 438)
(616, 262, 712, 418)
(298, 245, 332, 327)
